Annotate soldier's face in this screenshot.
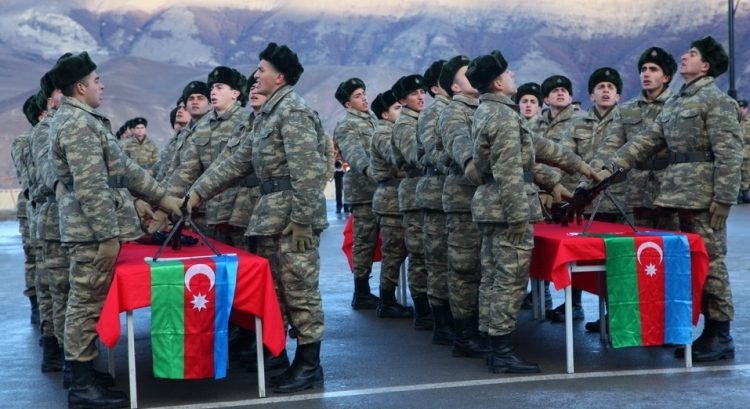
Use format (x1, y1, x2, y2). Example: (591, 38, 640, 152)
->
(383, 102, 401, 123)
(680, 48, 709, 80)
(497, 70, 516, 97)
(210, 83, 239, 112)
(80, 71, 104, 108)
(176, 103, 191, 125)
(250, 83, 267, 113)
(345, 88, 369, 113)
(518, 95, 540, 119)
(640, 62, 670, 93)
(187, 94, 210, 118)
(133, 124, 146, 138)
(544, 87, 572, 110)
(401, 89, 426, 112)
(589, 82, 619, 109)
(454, 66, 479, 98)
(254, 60, 284, 96)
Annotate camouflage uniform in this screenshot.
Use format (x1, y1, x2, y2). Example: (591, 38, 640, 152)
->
(49, 96, 168, 362)
(227, 113, 262, 253)
(11, 130, 36, 301)
(151, 133, 180, 181)
(532, 105, 578, 141)
(607, 76, 743, 322)
(191, 85, 328, 344)
(333, 108, 378, 280)
(121, 135, 159, 169)
(740, 117, 750, 193)
(471, 93, 583, 337)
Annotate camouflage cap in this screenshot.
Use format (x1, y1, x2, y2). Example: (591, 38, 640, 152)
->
(48, 51, 97, 90)
(541, 75, 573, 97)
(439, 55, 470, 97)
(371, 89, 398, 119)
(638, 47, 677, 82)
(465, 50, 508, 92)
(514, 82, 543, 105)
(690, 36, 729, 78)
(334, 77, 366, 106)
(391, 74, 426, 100)
(423, 59, 446, 97)
(131, 117, 147, 127)
(181, 81, 210, 104)
(22, 93, 43, 126)
(588, 67, 622, 94)
(258, 42, 304, 86)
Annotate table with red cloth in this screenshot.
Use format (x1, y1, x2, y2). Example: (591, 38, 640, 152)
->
(528, 221, 709, 373)
(96, 237, 286, 407)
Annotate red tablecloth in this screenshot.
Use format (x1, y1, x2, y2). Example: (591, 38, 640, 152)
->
(529, 221, 709, 324)
(96, 237, 286, 356)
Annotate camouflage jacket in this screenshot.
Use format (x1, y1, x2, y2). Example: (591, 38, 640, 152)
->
(392, 106, 423, 211)
(11, 129, 32, 218)
(227, 113, 260, 229)
(333, 108, 377, 205)
(151, 132, 180, 181)
(191, 85, 328, 235)
(471, 93, 582, 225)
(608, 76, 744, 208)
(416, 94, 450, 210)
(49, 96, 166, 244)
(370, 119, 401, 216)
(161, 119, 203, 189)
(532, 105, 578, 142)
(440, 94, 479, 213)
(121, 135, 159, 169)
(592, 89, 672, 208)
(740, 117, 750, 191)
(30, 109, 61, 241)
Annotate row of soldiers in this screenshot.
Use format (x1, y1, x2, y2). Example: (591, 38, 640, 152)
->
(333, 35, 746, 374)
(12, 42, 332, 408)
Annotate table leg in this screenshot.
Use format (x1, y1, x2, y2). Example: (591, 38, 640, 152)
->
(255, 317, 266, 398)
(127, 311, 137, 409)
(565, 286, 574, 374)
(597, 275, 608, 344)
(685, 344, 692, 368)
(530, 278, 540, 320)
(107, 344, 115, 378)
(397, 261, 408, 306)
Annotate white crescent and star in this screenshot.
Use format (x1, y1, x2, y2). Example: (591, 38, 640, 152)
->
(636, 240, 663, 278)
(184, 263, 216, 311)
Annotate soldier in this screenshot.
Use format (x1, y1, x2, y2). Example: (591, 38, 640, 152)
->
(515, 82, 543, 121)
(417, 59, 454, 344)
(600, 36, 743, 362)
(184, 42, 327, 393)
(369, 90, 414, 318)
(466, 50, 597, 374)
(47, 52, 182, 408)
(737, 99, 750, 203)
(121, 117, 159, 169)
(391, 74, 432, 330)
(436, 55, 487, 358)
(151, 103, 188, 181)
(333, 77, 381, 310)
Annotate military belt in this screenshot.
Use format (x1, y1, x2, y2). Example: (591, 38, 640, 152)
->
(404, 168, 422, 178)
(46, 195, 56, 204)
(378, 179, 402, 187)
(668, 150, 714, 164)
(424, 167, 444, 177)
(260, 177, 292, 195)
(481, 171, 533, 184)
(242, 175, 260, 187)
(634, 157, 670, 171)
(63, 176, 129, 192)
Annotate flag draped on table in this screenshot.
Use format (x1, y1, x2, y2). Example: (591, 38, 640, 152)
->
(149, 254, 238, 379)
(341, 214, 383, 272)
(604, 233, 692, 348)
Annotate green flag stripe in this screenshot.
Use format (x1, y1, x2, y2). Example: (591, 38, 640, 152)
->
(605, 237, 643, 347)
(150, 260, 186, 378)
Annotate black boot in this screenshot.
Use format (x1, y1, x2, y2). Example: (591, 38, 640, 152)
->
(412, 294, 434, 331)
(67, 361, 128, 409)
(351, 276, 379, 310)
(547, 297, 584, 323)
(452, 316, 490, 358)
(247, 347, 290, 373)
(272, 342, 324, 393)
(63, 361, 116, 390)
(376, 287, 413, 318)
(693, 320, 735, 362)
(41, 335, 64, 373)
(431, 304, 454, 346)
(675, 319, 715, 359)
(30, 295, 40, 326)
(486, 334, 541, 374)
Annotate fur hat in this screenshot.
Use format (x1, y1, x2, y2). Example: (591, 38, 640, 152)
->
(541, 75, 573, 97)
(131, 117, 147, 127)
(181, 81, 210, 104)
(371, 90, 398, 119)
(48, 52, 97, 91)
(22, 93, 43, 126)
(514, 82, 543, 105)
(258, 42, 304, 86)
(391, 74, 426, 100)
(423, 60, 446, 97)
(334, 77, 366, 106)
(207, 66, 244, 91)
(588, 67, 622, 94)
(465, 50, 508, 92)
(737, 99, 748, 108)
(690, 36, 729, 78)
(439, 55, 471, 97)
(169, 107, 178, 128)
(638, 47, 677, 82)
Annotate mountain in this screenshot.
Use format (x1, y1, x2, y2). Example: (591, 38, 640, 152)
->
(1, 0, 749, 188)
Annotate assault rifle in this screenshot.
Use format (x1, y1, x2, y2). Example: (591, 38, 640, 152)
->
(152, 194, 222, 261)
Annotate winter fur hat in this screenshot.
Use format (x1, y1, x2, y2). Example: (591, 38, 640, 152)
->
(335, 78, 366, 106)
(588, 67, 622, 94)
(515, 82, 543, 105)
(392, 74, 426, 100)
(690, 36, 729, 78)
(541, 75, 573, 97)
(258, 42, 304, 86)
(465, 50, 507, 92)
(423, 60, 446, 97)
(48, 51, 97, 90)
(439, 55, 471, 98)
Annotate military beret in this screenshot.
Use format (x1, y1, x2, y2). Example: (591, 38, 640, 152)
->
(465, 50, 508, 92)
(737, 99, 748, 108)
(258, 42, 304, 86)
(207, 66, 244, 91)
(22, 93, 42, 126)
(48, 51, 97, 91)
(181, 80, 210, 104)
(335, 77, 366, 106)
(691, 36, 729, 78)
(423, 60, 446, 97)
(541, 75, 573, 97)
(514, 82, 543, 105)
(371, 90, 398, 119)
(439, 55, 471, 97)
(391, 74, 427, 100)
(638, 47, 677, 82)
(588, 67, 622, 94)
(131, 117, 148, 127)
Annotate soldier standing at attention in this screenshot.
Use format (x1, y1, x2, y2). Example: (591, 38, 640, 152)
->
(121, 117, 159, 169)
(600, 36, 743, 362)
(333, 77, 381, 311)
(47, 52, 182, 408)
(184, 43, 328, 393)
(467, 51, 597, 374)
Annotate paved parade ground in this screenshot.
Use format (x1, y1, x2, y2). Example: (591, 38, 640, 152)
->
(2, 201, 750, 409)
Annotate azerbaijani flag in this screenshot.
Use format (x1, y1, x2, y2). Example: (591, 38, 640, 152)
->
(604, 233, 692, 348)
(149, 254, 238, 379)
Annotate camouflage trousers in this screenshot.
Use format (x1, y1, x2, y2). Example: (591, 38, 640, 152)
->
(65, 242, 114, 362)
(255, 233, 324, 345)
(423, 210, 449, 307)
(44, 240, 71, 345)
(35, 245, 54, 335)
(377, 215, 407, 291)
(446, 212, 482, 321)
(478, 222, 534, 336)
(668, 208, 733, 321)
(632, 206, 680, 230)
(402, 210, 427, 296)
(350, 204, 380, 279)
(206, 223, 251, 253)
(18, 217, 36, 297)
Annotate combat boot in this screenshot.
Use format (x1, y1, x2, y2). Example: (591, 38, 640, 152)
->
(62, 361, 116, 390)
(41, 335, 64, 373)
(675, 318, 715, 359)
(376, 287, 413, 318)
(430, 304, 454, 346)
(486, 334, 540, 374)
(412, 294, 434, 331)
(694, 320, 735, 362)
(67, 361, 128, 409)
(246, 347, 290, 373)
(452, 316, 490, 358)
(30, 295, 40, 326)
(272, 342, 324, 393)
(351, 276, 379, 310)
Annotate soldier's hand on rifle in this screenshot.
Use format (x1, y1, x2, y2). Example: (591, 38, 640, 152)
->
(464, 159, 483, 186)
(709, 201, 731, 230)
(147, 210, 169, 234)
(539, 192, 554, 209)
(282, 221, 314, 252)
(576, 162, 601, 182)
(592, 167, 613, 183)
(507, 221, 528, 246)
(159, 195, 183, 217)
(93, 238, 121, 273)
(186, 192, 202, 215)
(134, 199, 155, 221)
(550, 183, 572, 202)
